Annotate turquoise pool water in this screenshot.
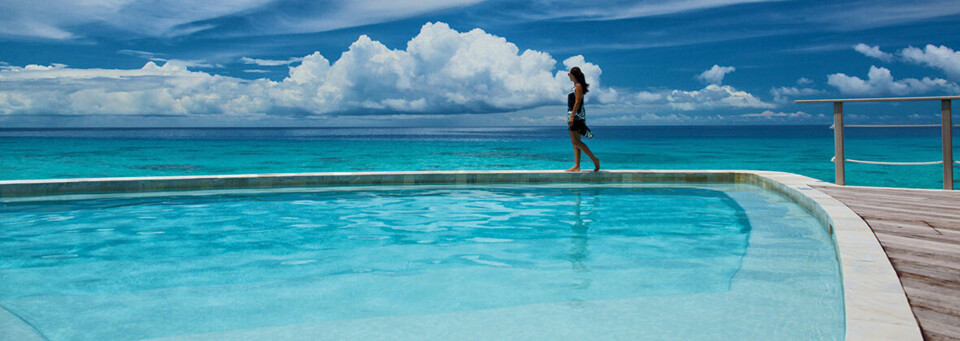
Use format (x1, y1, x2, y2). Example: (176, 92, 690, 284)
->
(0, 183, 843, 340)
(1, 126, 956, 189)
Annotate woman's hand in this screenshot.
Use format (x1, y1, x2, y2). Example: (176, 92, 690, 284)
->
(568, 116, 574, 126)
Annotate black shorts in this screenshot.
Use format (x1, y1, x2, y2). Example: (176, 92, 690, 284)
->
(568, 118, 590, 136)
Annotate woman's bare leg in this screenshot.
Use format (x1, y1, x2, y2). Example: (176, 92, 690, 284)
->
(570, 132, 600, 172)
(566, 130, 582, 172)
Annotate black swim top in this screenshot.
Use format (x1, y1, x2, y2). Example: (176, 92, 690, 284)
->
(567, 87, 586, 119)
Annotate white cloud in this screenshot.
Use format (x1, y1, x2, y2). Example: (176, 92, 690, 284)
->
(281, 22, 572, 114)
(0, 0, 486, 40)
(524, 0, 781, 21)
(0, 61, 270, 116)
(770, 86, 823, 103)
(594, 83, 774, 112)
(741, 110, 811, 118)
(827, 66, 960, 96)
(666, 84, 774, 110)
(255, 0, 485, 36)
(811, 0, 960, 31)
(796, 77, 813, 86)
(240, 57, 304, 67)
(853, 43, 893, 62)
(900, 44, 960, 80)
(0, 0, 276, 39)
(697, 65, 736, 85)
(119, 49, 222, 69)
(736, 110, 827, 123)
(118, 50, 165, 61)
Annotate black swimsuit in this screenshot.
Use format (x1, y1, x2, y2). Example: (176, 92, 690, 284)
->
(567, 90, 590, 136)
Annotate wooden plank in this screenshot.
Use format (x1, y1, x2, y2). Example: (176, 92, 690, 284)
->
(824, 195, 960, 212)
(879, 246, 960, 271)
(875, 234, 960, 258)
(824, 195, 960, 211)
(841, 206, 960, 223)
(869, 218, 960, 233)
(912, 307, 960, 341)
(822, 194, 960, 213)
(868, 220, 960, 236)
(871, 224, 960, 246)
(815, 185, 960, 198)
(814, 185, 960, 201)
(900, 276, 960, 306)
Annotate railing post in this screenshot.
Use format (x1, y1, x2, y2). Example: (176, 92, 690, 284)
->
(943, 99, 953, 190)
(834, 101, 845, 186)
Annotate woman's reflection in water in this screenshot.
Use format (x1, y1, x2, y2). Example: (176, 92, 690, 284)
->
(570, 190, 591, 290)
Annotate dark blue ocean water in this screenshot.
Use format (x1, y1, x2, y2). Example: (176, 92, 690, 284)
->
(1, 125, 956, 189)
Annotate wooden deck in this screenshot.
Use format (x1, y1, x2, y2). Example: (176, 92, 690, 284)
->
(814, 185, 960, 341)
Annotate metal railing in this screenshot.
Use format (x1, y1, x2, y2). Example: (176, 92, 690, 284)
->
(795, 96, 960, 190)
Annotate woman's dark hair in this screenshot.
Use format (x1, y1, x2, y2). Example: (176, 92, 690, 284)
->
(570, 67, 589, 94)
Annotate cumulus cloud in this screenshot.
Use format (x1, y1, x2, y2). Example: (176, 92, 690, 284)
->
(900, 44, 960, 80)
(594, 83, 774, 112)
(796, 77, 813, 86)
(279, 22, 573, 114)
(240, 57, 305, 66)
(697, 65, 736, 85)
(666, 84, 773, 110)
(0, 61, 276, 117)
(827, 66, 960, 96)
(853, 43, 893, 62)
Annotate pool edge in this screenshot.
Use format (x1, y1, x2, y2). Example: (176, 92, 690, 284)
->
(0, 170, 922, 340)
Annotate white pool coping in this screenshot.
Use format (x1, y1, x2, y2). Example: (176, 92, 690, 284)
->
(0, 170, 923, 340)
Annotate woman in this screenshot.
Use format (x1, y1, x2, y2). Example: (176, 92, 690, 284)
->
(565, 67, 600, 172)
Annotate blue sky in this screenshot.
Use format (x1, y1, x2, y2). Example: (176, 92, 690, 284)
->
(1, 0, 959, 127)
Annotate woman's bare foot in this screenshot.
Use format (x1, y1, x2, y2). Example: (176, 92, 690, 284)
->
(592, 159, 600, 172)
(565, 166, 581, 172)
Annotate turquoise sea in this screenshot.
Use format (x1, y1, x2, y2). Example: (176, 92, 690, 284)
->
(1, 125, 957, 189)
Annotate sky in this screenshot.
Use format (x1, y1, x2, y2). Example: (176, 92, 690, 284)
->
(1, 0, 959, 127)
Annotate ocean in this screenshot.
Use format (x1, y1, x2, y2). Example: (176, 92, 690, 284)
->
(1, 125, 956, 189)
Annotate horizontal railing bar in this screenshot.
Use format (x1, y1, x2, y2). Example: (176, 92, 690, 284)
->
(830, 156, 943, 165)
(847, 159, 943, 165)
(829, 124, 960, 128)
(796, 96, 960, 103)
(844, 124, 941, 128)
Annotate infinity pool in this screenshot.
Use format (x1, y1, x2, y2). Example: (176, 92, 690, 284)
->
(0, 183, 843, 340)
